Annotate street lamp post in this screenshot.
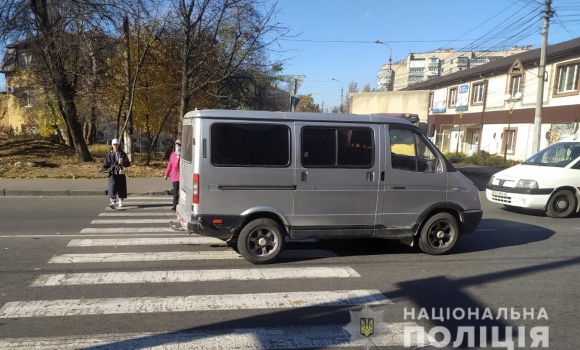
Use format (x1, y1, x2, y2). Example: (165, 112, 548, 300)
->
(455, 101, 467, 153)
(503, 92, 523, 164)
(316, 93, 325, 113)
(375, 40, 393, 91)
(331, 78, 343, 113)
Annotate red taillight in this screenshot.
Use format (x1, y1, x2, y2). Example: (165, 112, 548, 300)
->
(193, 173, 199, 205)
(213, 219, 223, 224)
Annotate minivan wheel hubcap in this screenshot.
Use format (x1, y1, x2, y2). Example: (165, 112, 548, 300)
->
(247, 227, 278, 257)
(556, 198, 568, 211)
(427, 220, 454, 249)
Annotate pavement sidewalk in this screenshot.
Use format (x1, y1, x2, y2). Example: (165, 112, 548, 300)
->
(0, 177, 172, 197)
(0, 164, 502, 197)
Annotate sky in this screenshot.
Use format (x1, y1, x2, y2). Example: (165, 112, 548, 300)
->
(1, 0, 579, 111)
(267, 0, 580, 111)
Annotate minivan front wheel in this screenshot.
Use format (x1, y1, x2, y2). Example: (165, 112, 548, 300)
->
(238, 218, 285, 264)
(546, 189, 577, 218)
(418, 212, 459, 255)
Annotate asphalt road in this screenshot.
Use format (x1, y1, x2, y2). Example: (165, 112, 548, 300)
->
(0, 175, 578, 349)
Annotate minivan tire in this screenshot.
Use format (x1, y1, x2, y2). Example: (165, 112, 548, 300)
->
(546, 189, 577, 218)
(418, 212, 459, 255)
(237, 218, 286, 264)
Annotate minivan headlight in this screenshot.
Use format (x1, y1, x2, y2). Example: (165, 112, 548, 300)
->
(488, 175, 495, 184)
(516, 179, 538, 189)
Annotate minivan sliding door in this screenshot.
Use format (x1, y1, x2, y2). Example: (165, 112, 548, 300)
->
(292, 123, 380, 237)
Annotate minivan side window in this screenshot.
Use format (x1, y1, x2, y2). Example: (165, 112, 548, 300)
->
(181, 124, 194, 163)
(390, 127, 440, 172)
(302, 127, 373, 168)
(211, 123, 290, 167)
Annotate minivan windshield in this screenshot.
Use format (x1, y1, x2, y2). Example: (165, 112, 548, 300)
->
(522, 142, 580, 168)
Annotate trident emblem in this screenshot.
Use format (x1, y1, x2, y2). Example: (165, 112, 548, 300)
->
(360, 317, 375, 337)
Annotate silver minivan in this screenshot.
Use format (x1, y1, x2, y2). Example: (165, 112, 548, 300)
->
(176, 109, 482, 264)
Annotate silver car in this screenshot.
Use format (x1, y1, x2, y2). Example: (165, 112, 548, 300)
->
(176, 109, 482, 264)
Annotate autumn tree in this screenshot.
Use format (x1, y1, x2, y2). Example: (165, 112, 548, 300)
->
(295, 94, 320, 113)
(363, 83, 371, 92)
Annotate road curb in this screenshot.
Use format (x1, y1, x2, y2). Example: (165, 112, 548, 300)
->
(0, 189, 172, 197)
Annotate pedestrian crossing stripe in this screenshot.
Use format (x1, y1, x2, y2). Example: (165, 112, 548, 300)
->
(0, 290, 392, 318)
(0, 323, 430, 349)
(80, 227, 177, 233)
(67, 237, 316, 246)
(98, 212, 176, 216)
(31, 266, 360, 286)
(48, 250, 336, 263)
(91, 219, 173, 224)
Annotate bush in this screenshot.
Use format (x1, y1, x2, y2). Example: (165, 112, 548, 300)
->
(444, 151, 468, 163)
(463, 150, 520, 168)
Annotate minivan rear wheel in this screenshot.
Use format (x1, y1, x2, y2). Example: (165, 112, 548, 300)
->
(418, 212, 459, 255)
(237, 218, 285, 264)
(546, 189, 577, 218)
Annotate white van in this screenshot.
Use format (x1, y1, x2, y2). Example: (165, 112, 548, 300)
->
(486, 134, 580, 218)
(177, 109, 482, 263)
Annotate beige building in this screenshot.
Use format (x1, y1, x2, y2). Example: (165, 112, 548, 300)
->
(402, 37, 580, 161)
(378, 46, 532, 92)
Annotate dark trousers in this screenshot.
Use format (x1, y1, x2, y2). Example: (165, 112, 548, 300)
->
(172, 181, 179, 207)
(108, 174, 127, 199)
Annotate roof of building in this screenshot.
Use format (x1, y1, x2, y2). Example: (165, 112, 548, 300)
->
(183, 109, 415, 125)
(402, 38, 580, 91)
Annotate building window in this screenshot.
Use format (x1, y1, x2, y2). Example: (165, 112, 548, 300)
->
(19, 52, 32, 70)
(472, 82, 485, 104)
(448, 87, 458, 107)
(409, 67, 424, 73)
(502, 128, 517, 154)
(556, 63, 579, 94)
(429, 66, 439, 72)
(441, 67, 444, 73)
(429, 58, 438, 64)
(211, 123, 291, 167)
(428, 75, 437, 80)
(510, 75, 523, 97)
(409, 76, 423, 82)
(302, 127, 374, 168)
(458, 57, 469, 64)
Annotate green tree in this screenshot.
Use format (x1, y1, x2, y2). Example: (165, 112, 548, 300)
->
(296, 94, 321, 113)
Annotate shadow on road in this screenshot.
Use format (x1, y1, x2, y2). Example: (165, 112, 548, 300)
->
(75, 256, 579, 350)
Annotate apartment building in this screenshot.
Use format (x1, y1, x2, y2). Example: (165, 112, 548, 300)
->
(379, 46, 532, 92)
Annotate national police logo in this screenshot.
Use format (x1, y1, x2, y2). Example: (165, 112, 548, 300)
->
(344, 305, 389, 350)
(360, 317, 374, 337)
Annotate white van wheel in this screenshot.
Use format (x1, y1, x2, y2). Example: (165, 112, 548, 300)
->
(418, 213, 459, 255)
(546, 190, 577, 218)
(238, 218, 285, 264)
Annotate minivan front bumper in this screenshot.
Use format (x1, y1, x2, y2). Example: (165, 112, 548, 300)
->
(462, 209, 483, 234)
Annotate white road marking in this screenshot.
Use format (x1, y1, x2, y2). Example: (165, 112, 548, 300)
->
(91, 219, 173, 224)
(31, 266, 360, 286)
(0, 234, 187, 238)
(48, 250, 335, 263)
(0, 323, 428, 349)
(107, 202, 172, 206)
(106, 206, 172, 210)
(67, 237, 225, 246)
(80, 227, 176, 233)
(0, 290, 392, 318)
(99, 212, 176, 217)
(122, 197, 172, 200)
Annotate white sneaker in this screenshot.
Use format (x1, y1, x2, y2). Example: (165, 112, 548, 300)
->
(118, 199, 123, 208)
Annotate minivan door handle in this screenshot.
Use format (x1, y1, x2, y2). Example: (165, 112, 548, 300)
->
(301, 171, 308, 182)
(392, 186, 406, 190)
(380, 171, 385, 181)
(367, 171, 374, 182)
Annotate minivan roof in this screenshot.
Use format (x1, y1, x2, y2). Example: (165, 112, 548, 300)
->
(183, 109, 415, 125)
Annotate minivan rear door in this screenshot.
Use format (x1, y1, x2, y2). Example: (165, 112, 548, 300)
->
(292, 123, 381, 234)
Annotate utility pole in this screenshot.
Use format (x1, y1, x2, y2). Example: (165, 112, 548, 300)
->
(532, 0, 553, 154)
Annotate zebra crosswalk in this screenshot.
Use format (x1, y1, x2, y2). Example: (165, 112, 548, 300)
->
(0, 196, 430, 349)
